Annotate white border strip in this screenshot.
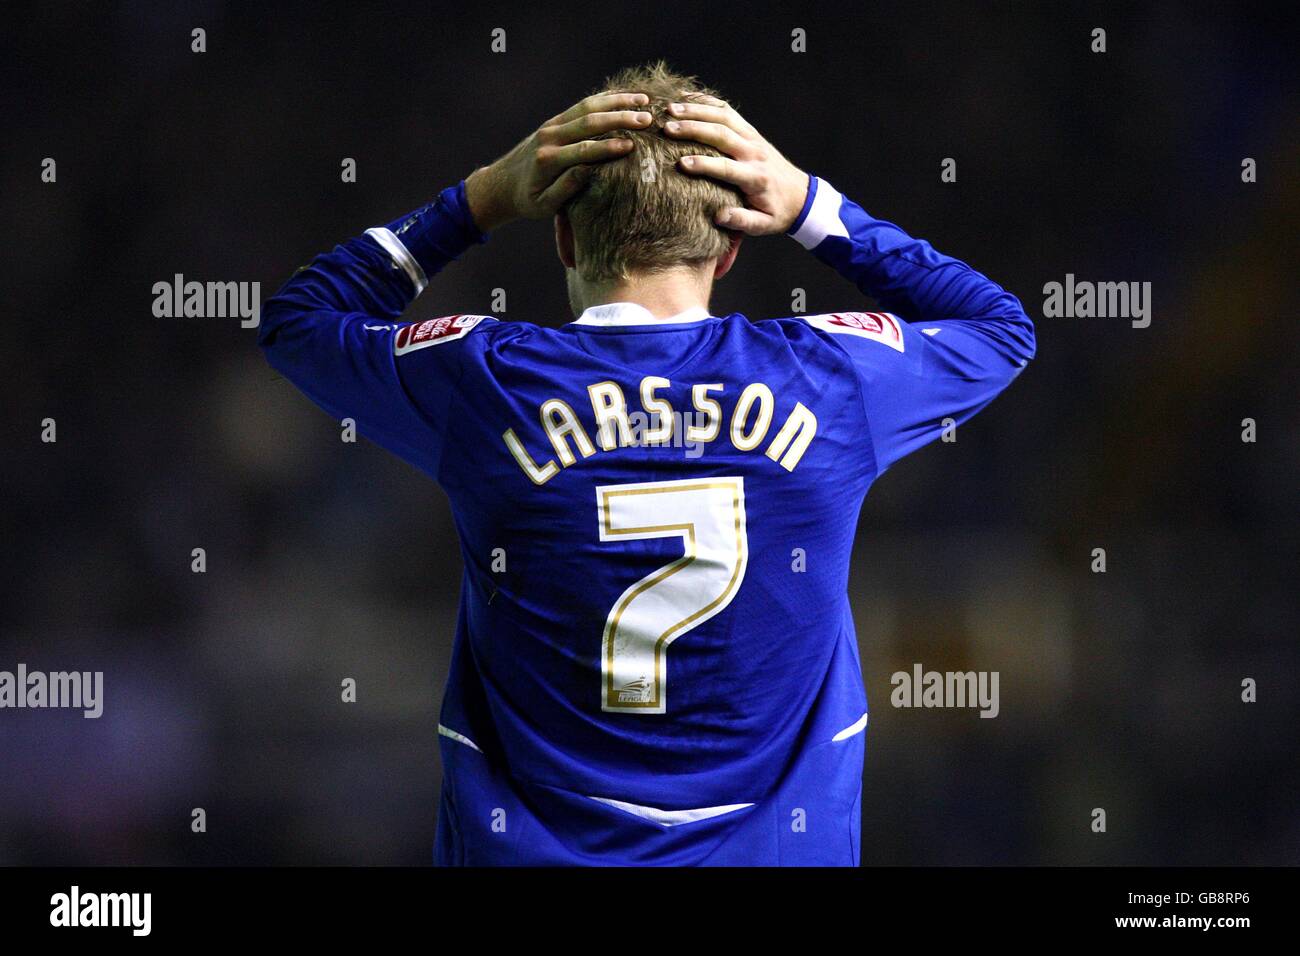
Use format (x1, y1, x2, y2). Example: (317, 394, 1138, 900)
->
(832, 711, 869, 742)
(437, 723, 482, 753)
(588, 796, 753, 827)
(365, 226, 429, 295)
(791, 179, 849, 250)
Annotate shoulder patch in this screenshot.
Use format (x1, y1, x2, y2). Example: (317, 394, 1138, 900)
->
(394, 314, 494, 355)
(803, 311, 904, 352)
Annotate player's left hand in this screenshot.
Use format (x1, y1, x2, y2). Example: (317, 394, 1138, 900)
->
(465, 93, 654, 232)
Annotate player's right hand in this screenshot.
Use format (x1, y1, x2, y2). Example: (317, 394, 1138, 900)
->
(466, 93, 654, 232)
(665, 95, 810, 236)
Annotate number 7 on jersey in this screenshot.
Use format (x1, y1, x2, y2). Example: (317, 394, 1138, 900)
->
(596, 478, 749, 714)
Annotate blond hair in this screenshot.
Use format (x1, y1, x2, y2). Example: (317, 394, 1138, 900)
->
(566, 62, 743, 282)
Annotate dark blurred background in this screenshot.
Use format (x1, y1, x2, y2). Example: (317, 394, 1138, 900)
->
(1, 1, 1296, 865)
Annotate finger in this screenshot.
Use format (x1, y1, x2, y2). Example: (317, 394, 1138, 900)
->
(545, 109, 652, 145)
(677, 154, 764, 192)
(537, 164, 594, 209)
(667, 100, 757, 138)
(686, 92, 729, 108)
(548, 91, 650, 126)
(539, 137, 634, 171)
(665, 118, 754, 158)
(713, 205, 774, 236)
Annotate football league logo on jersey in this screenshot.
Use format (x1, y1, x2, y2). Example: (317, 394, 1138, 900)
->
(805, 311, 905, 352)
(394, 314, 491, 355)
(618, 676, 652, 704)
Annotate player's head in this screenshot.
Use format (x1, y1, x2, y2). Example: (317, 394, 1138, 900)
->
(556, 62, 743, 314)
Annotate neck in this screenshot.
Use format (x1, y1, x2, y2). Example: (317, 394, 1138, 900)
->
(571, 266, 711, 320)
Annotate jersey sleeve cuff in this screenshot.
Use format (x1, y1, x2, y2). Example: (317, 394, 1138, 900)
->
(368, 181, 488, 296)
(787, 175, 849, 250)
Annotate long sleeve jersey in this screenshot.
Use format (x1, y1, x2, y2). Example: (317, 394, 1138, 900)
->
(260, 176, 1035, 865)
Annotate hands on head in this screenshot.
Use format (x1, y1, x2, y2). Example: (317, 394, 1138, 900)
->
(664, 94, 809, 236)
(465, 90, 809, 237)
(465, 92, 651, 233)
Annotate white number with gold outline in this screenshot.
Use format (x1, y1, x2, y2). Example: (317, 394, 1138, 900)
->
(595, 477, 749, 714)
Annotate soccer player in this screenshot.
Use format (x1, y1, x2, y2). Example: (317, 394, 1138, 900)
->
(260, 63, 1035, 865)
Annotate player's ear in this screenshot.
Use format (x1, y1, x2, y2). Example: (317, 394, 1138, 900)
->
(555, 211, 576, 269)
(713, 231, 742, 280)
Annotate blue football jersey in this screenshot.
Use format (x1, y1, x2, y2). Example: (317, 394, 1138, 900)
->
(260, 177, 1035, 865)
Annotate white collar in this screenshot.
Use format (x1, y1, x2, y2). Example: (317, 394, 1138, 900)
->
(571, 303, 713, 327)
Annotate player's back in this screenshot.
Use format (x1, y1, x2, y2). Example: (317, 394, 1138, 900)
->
(430, 306, 872, 864)
(258, 175, 1035, 865)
